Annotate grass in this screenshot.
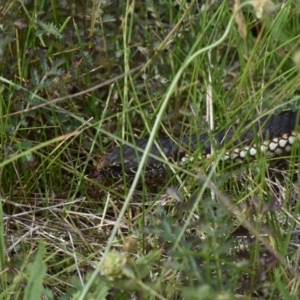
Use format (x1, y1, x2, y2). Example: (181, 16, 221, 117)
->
(1, 0, 300, 299)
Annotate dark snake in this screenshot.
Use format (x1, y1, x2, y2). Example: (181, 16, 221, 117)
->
(91, 110, 300, 179)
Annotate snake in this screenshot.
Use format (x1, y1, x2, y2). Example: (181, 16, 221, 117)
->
(91, 110, 300, 179)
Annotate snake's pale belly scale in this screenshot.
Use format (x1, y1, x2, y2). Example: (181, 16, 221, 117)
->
(95, 110, 300, 178)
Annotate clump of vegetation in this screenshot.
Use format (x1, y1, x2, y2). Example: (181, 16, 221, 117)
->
(1, 0, 300, 299)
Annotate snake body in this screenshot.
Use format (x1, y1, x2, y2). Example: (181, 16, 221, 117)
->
(95, 110, 300, 178)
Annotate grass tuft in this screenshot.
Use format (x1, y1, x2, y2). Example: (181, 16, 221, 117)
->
(1, 0, 300, 299)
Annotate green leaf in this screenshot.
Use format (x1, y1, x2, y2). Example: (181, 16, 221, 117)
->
(20, 139, 33, 150)
(24, 243, 47, 300)
(94, 280, 110, 300)
(135, 250, 162, 279)
(34, 20, 63, 40)
(0, 197, 6, 287)
(30, 68, 40, 88)
(82, 51, 93, 67)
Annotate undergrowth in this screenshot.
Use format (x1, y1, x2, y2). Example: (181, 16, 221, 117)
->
(1, 0, 300, 299)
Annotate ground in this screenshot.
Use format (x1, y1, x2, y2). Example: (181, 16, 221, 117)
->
(1, 1, 300, 299)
